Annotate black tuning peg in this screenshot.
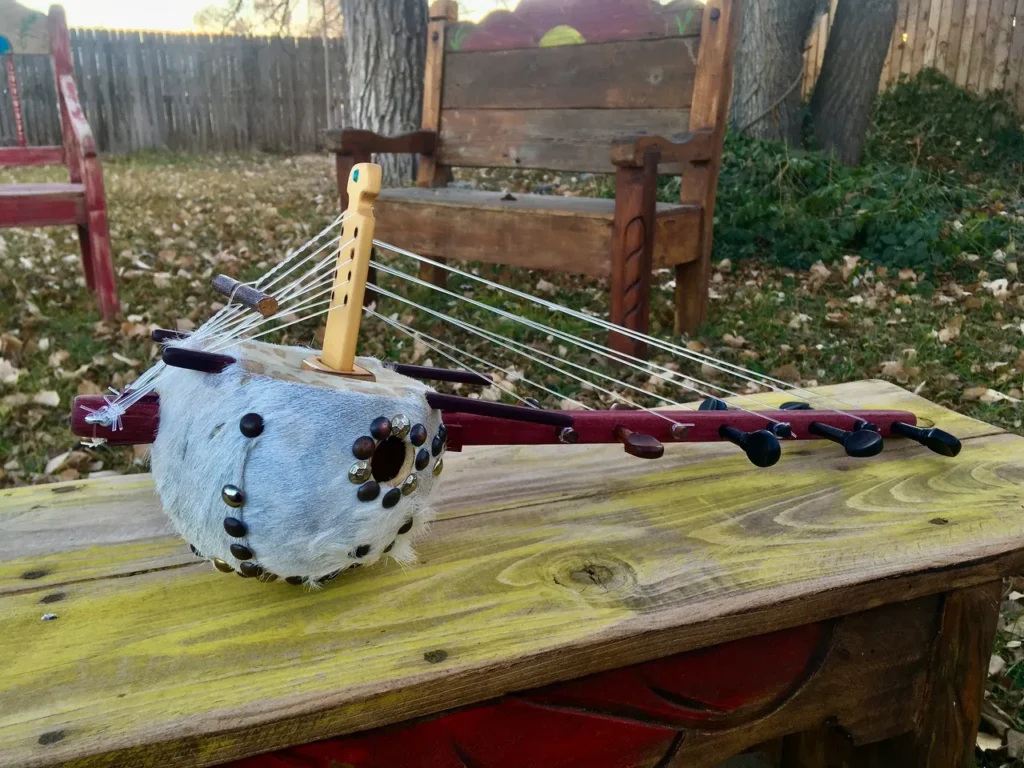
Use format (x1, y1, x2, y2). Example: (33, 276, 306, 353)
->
(699, 397, 729, 411)
(779, 401, 814, 411)
(718, 425, 781, 468)
(890, 421, 962, 457)
(767, 421, 793, 438)
(808, 422, 883, 458)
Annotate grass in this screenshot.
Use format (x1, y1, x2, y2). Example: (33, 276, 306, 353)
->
(0, 71, 1023, 760)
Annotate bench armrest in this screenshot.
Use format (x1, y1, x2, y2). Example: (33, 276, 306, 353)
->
(325, 128, 437, 156)
(610, 131, 714, 168)
(58, 75, 97, 158)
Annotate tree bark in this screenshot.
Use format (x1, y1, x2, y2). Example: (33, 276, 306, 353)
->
(730, 0, 823, 146)
(340, 0, 427, 185)
(809, 0, 897, 165)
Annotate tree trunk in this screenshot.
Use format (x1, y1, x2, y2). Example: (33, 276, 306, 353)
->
(730, 0, 823, 146)
(340, 0, 427, 185)
(810, 0, 897, 164)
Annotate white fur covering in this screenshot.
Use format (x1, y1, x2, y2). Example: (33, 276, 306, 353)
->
(149, 340, 443, 583)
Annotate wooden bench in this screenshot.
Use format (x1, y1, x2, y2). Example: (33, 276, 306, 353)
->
(1, 380, 1021, 767)
(327, 0, 738, 356)
(0, 2, 119, 319)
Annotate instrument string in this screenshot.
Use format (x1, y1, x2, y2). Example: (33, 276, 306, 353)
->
(368, 284, 728, 430)
(373, 240, 859, 417)
(364, 308, 586, 410)
(370, 263, 786, 426)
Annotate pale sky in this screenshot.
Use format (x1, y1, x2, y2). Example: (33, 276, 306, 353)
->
(19, 0, 514, 31)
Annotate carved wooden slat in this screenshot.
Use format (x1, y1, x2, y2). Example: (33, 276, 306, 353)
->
(373, 187, 701, 276)
(436, 108, 692, 173)
(0, 182, 85, 228)
(443, 37, 699, 110)
(448, 0, 705, 52)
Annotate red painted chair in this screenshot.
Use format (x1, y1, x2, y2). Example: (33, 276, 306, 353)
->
(0, 3, 119, 319)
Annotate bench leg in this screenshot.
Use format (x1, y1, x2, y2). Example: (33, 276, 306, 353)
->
(76, 224, 96, 292)
(609, 155, 657, 359)
(910, 580, 1001, 767)
(674, 249, 710, 335)
(87, 208, 120, 320)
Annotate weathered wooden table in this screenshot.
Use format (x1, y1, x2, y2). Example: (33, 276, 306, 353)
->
(2, 380, 1022, 768)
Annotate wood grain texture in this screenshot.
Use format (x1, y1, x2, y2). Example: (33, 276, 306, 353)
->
(234, 599, 934, 768)
(442, 37, 698, 110)
(0, 182, 85, 228)
(415, 3, 453, 187)
(325, 129, 436, 156)
(610, 130, 714, 167)
(608, 151, 658, 356)
(436, 108, 693, 173)
(676, 0, 738, 334)
(0, 146, 63, 166)
(373, 187, 702, 275)
(0, 382, 1020, 768)
(911, 580, 1002, 766)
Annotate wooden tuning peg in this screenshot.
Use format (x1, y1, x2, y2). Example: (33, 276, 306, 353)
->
(890, 422, 961, 457)
(613, 425, 664, 459)
(808, 422, 883, 458)
(718, 425, 781, 467)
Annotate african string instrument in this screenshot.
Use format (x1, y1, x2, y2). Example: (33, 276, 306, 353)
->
(70, 162, 963, 587)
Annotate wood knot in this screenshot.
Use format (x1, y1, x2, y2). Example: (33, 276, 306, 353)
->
(423, 649, 448, 664)
(570, 564, 615, 588)
(549, 553, 636, 600)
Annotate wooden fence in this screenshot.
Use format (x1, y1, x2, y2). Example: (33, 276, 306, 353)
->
(1, 31, 345, 153)
(803, 0, 1024, 114)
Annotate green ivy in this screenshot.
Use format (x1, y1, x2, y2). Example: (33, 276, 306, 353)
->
(644, 71, 1024, 274)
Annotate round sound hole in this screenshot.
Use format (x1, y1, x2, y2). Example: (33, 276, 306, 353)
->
(371, 436, 407, 483)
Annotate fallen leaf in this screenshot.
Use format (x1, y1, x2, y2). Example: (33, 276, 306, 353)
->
(686, 340, 705, 353)
(535, 279, 556, 296)
(938, 315, 964, 343)
(1008, 730, 1024, 759)
(175, 318, 196, 332)
(48, 350, 70, 368)
(984, 278, 1010, 299)
(44, 451, 71, 475)
(809, 261, 831, 282)
(976, 732, 1003, 752)
(111, 352, 140, 367)
(722, 333, 746, 348)
(0, 358, 19, 385)
(963, 386, 991, 401)
(990, 654, 1007, 677)
(77, 380, 103, 396)
(841, 255, 860, 280)
(32, 391, 60, 407)
(770, 363, 800, 382)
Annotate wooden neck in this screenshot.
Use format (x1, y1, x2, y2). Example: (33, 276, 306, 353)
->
(316, 162, 382, 375)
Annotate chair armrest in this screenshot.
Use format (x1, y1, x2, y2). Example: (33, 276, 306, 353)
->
(58, 75, 97, 158)
(610, 130, 714, 168)
(325, 128, 437, 156)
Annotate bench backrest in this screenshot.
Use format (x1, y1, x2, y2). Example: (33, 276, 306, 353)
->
(423, 0, 730, 175)
(0, 1, 78, 169)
